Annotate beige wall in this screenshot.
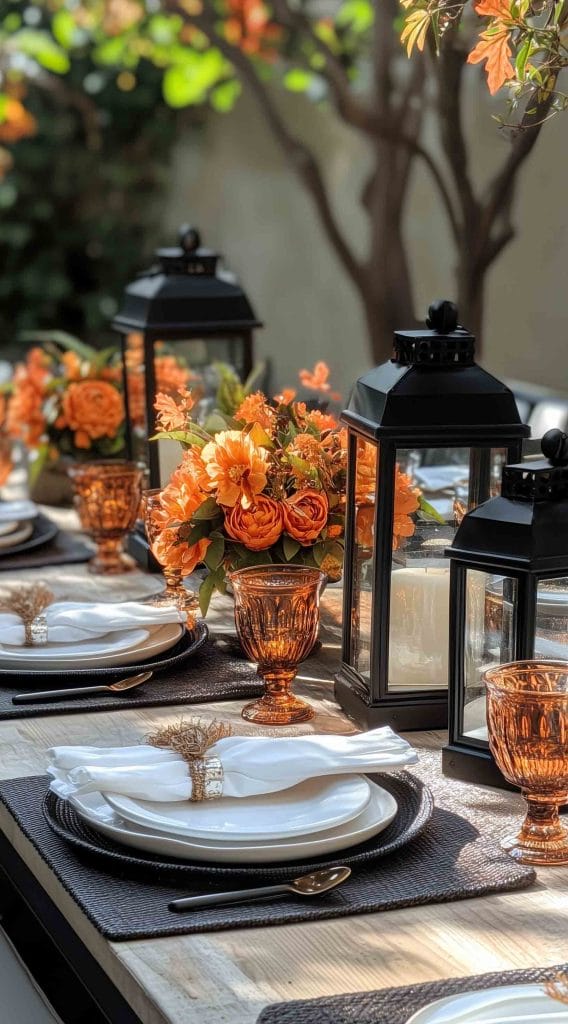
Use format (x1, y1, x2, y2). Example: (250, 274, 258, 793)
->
(163, 76, 568, 399)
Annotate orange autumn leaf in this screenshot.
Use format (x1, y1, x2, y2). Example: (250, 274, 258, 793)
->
(468, 26, 514, 94)
(473, 0, 512, 17)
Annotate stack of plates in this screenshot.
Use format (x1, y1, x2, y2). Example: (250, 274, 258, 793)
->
(406, 984, 568, 1023)
(69, 774, 399, 864)
(0, 504, 58, 561)
(0, 622, 185, 672)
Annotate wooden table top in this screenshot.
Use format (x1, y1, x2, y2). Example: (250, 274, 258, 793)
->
(0, 517, 566, 1024)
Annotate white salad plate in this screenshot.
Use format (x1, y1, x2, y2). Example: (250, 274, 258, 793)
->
(105, 774, 373, 842)
(0, 622, 183, 671)
(0, 520, 18, 538)
(0, 521, 33, 549)
(406, 983, 568, 1024)
(71, 780, 397, 864)
(0, 500, 38, 523)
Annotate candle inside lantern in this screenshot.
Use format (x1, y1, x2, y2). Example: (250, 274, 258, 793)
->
(388, 567, 450, 689)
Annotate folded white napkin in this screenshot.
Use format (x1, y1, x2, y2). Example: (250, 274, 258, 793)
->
(0, 601, 184, 646)
(0, 500, 38, 524)
(48, 727, 418, 802)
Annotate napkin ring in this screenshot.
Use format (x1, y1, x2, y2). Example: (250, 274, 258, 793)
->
(27, 614, 48, 646)
(189, 756, 223, 802)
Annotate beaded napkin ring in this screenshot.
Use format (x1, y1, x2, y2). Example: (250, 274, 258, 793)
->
(0, 582, 54, 646)
(146, 719, 232, 801)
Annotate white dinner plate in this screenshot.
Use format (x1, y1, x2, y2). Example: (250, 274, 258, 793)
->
(406, 983, 568, 1023)
(0, 628, 150, 662)
(0, 500, 38, 524)
(70, 779, 397, 864)
(0, 521, 33, 550)
(0, 520, 18, 538)
(0, 622, 183, 671)
(105, 774, 372, 842)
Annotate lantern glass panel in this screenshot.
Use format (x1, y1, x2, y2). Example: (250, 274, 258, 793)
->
(350, 438, 378, 681)
(533, 578, 568, 661)
(462, 570, 518, 740)
(387, 446, 508, 691)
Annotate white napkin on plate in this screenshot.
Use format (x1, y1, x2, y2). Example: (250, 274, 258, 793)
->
(0, 601, 184, 646)
(48, 727, 419, 802)
(0, 500, 38, 523)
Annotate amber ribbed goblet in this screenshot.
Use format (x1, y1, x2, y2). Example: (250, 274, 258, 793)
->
(69, 460, 143, 575)
(485, 660, 568, 866)
(143, 488, 198, 614)
(230, 564, 326, 726)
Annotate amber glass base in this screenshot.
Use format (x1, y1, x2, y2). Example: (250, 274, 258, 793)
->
(501, 795, 568, 866)
(241, 694, 315, 726)
(88, 542, 135, 575)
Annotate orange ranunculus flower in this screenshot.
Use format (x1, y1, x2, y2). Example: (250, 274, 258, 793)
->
(225, 494, 283, 551)
(282, 488, 329, 546)
(235, 391, 275, 433)
(202, 430, 269, 508)
(60, 379, 124, 449)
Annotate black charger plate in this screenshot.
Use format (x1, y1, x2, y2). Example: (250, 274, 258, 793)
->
(42, 772, 433, 882)
(0, 620, 208, 684)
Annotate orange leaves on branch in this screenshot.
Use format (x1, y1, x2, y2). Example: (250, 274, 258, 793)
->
(223, 0, 282, 59)
(467, 0, 515, 94)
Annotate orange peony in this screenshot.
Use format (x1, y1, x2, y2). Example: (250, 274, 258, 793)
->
(225, 494, 283, 550)
(202, 430, 269, 508)
(235, 391, 275, 434)
(282, 488, 329, 545)
(59, 380, 124, 449)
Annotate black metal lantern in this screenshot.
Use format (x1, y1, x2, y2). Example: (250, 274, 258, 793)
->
(113, 225, 262, 488)
(335, 300, 529, 732)
(443, 429, 568, 789)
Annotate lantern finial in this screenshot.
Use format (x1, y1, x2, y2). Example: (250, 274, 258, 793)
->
(542, 429, 568, 467)
(178, 224, 201, 253)
(426, 299, 459, 334)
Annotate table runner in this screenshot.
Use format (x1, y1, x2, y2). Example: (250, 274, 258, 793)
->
(0, 753, 535, 940)
(257, 963, 568, 1023)
(0, 634, 263, 719)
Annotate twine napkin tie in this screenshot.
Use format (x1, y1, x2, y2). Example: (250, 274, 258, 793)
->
(147, 720, 231, 801)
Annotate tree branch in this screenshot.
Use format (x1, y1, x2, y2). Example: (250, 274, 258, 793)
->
(434, 28, 479, 230)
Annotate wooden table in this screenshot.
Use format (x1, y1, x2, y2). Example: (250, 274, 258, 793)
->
(0, 531, 566, 1024)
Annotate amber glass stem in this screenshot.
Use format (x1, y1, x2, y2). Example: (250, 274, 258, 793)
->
(91, 538, 124, 574)
(163, 565, 183, 594)
(260, 670, 297, 706)
(520, 792, 568, 844)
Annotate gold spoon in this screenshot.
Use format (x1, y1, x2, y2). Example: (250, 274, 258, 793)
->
(12, 670, 153, 704)
(169, 865, 352, 912)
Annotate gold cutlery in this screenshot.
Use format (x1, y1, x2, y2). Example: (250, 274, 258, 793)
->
(12, 670, 153, 704)
(168, 865, 351, 912)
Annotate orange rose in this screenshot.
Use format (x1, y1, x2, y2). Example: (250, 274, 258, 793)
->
(60, 380, 124, 449)
(282, 488, 329, 546)
(225, 495, 283, 551)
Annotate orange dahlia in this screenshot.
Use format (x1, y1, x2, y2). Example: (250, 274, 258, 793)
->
(202, 430, 269, 508)
(59, 380, 124, 449)
(225, 494, 283, 550)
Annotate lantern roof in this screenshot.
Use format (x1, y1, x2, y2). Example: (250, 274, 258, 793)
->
(112, 225, 262, 335)
(342, 300, 529, 444)
(449, 430, 568, 573)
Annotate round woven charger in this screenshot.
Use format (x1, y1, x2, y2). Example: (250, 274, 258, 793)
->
(0, 620, 209, 683)
(0, 513, 58, 558)
(42, 772, 433, 883)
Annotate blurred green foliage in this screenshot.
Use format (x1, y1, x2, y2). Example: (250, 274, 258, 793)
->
(0, 1, 192, 356)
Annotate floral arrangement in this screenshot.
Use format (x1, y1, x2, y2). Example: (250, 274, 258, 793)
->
(124, 333, 202, 432)
(4, 335, 126, 481)
(400, 0, 568, 117)
(151, 362, 347, 614)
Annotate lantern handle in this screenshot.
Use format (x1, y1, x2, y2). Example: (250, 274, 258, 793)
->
(178, 224, 201, 253)
(425, 299, 459, 334)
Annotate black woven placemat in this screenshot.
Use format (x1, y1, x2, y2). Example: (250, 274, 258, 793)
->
(0, 632, 263, 719)
(257, 963, 568, 1023)
(0, 524, 91, 570)
(0, 752, 535, 941)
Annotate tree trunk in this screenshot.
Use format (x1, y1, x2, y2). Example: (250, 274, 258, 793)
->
(456, 255, 485, 351)
(361, 220, 418, 365)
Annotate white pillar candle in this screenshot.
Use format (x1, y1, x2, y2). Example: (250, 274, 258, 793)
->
(388, 567, 450, 689)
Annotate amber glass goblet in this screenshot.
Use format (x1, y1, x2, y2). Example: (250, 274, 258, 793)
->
(485, 660, 568, 866)
(143, 488, 198, 614)
(230, 564, 326, 726)
(69, 460, 143, 575)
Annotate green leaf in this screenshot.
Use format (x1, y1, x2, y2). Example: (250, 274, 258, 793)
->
(336, 0, 373, 32)
(163, 50, 225, 108)
(51, 10, 76, 50)
(283, 535, 301, 561)
(199, 573, 216, 616)
(184, 520, 214, 545)
(312, 542, 327, 567)
(515, 37, 531, 79)
(283, 69, 314, 93)
(18, 330, 94, 361)
(150, 430, 204, 447)
(210, 79, 242, 113)
(28, 443, 51, 486)
(192, 496, 221, 520)
(418, 497, 446, 524)
(204, 534, 225, 570)
(11, 29, 70, 74)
